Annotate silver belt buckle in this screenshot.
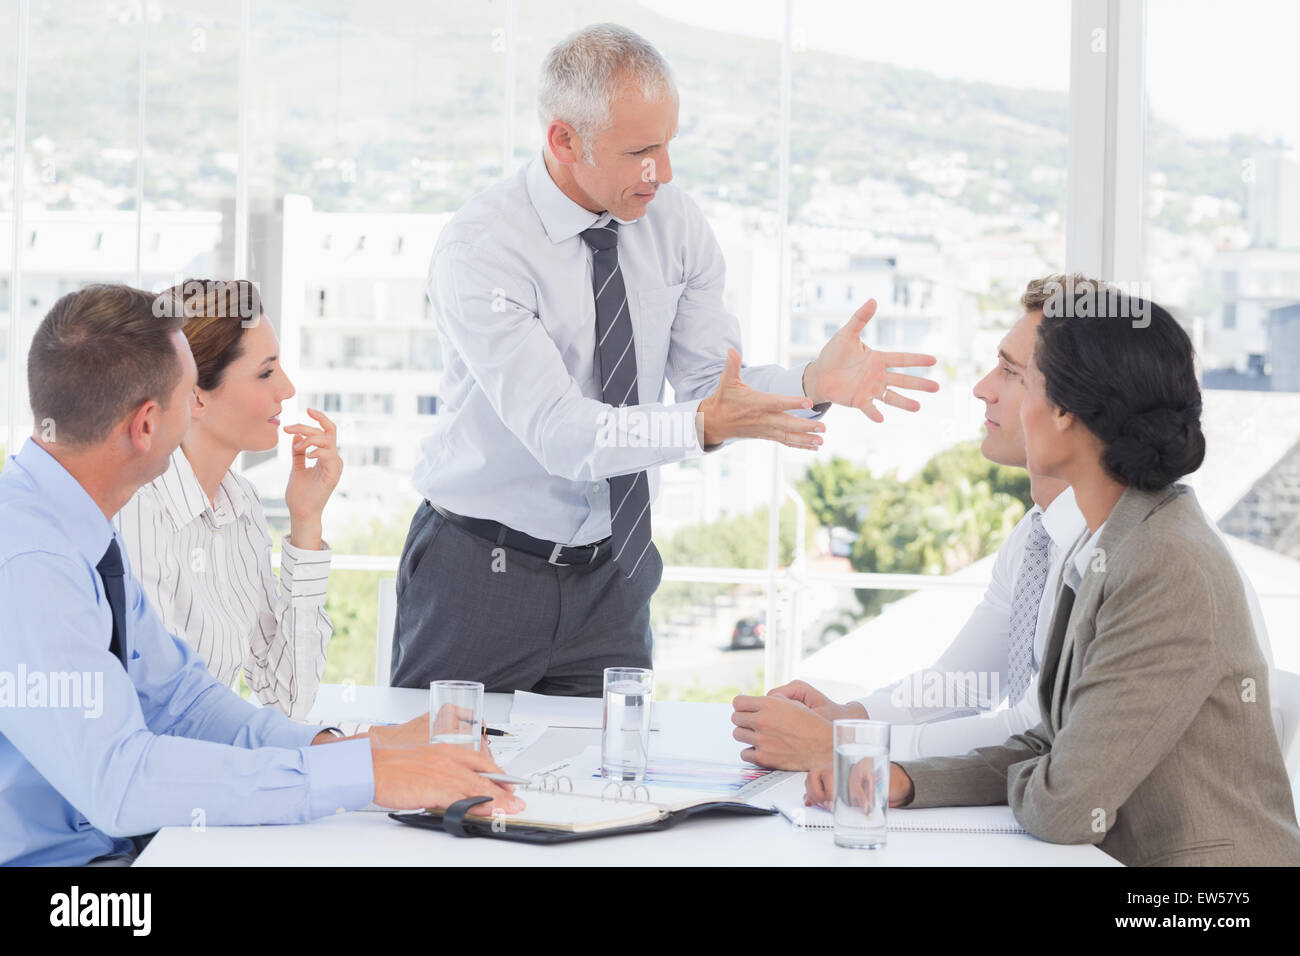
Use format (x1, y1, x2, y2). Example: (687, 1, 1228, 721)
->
(548, 542, 566, 566)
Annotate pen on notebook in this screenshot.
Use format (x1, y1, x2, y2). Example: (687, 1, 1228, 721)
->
(483, 727, 514, 737)
(479, 773, 531, 786)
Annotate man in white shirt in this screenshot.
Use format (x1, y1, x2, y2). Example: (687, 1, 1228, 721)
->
(731, 288, 1088, 768)
(391, 23, 939, 695)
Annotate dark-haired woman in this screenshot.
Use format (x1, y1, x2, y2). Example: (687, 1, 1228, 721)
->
(114, 280, 342, 720)
(809, 279, 1300, 866)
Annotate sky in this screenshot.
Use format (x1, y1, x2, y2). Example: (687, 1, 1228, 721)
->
(640, 0, 1299, 148)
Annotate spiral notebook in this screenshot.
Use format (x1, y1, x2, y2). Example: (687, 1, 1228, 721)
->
(765, 773, 1027, 834)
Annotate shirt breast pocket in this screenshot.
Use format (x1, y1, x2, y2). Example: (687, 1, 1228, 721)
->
(632, 282, 685, 402)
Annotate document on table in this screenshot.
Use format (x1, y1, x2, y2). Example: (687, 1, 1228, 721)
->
(509, 690, 662, 730)
(531, 746, 791, 804)
(764, 773, 1027, 833)
(485, 722, 546, 768)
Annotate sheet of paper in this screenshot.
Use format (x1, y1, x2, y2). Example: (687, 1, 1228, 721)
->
(527, 746, 787, 810)
(510, 690, 661, 730)
(485, 722, 546, 769)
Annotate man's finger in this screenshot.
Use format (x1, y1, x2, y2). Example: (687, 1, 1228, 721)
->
(805, 771, 829, 806)
(732, 727, 757, 746)
(858, 401, 885, 424)
(786, 422, 825, 444)
(721, 347, 743, 386)
(758, 392, 815, 412)
(730, 709, 758, 729)
(732, 694, 765, 713)
(883, 371, 940, 393)
(877, 350, 937, 369)
(783, 437, 821, 451)
(879, 389, 921, 412)
(843, 298, 878, 336)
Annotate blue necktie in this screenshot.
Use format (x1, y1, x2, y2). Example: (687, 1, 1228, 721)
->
(96, 539, 129, 669)
(580, 220, 653, 579)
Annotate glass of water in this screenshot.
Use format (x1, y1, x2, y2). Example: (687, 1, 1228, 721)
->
(428, 680, 484, 750)
(832, 719, 891, 849)
(601, 667, 653, 781)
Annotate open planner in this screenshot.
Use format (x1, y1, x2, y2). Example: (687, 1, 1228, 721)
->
(390, 749, 790, 844)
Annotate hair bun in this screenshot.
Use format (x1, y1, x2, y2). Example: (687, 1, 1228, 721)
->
(1103, 406, 1205, 491)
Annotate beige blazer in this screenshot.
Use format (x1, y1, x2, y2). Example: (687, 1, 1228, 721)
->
(897, 483, 1300, 866)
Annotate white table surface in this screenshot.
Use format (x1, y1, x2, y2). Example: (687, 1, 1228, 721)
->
(134, 685, 1119, 867)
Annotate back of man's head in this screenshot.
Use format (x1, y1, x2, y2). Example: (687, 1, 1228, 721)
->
(27, 284, 187, 447)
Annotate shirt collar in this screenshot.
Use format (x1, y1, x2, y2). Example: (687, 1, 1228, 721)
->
(1065, 521, 1107, 590)
(12, 438, 118, 567)
(525, 151, 637, 243)
(1038, 485, 1087, 552)
(155, 447, 250, 528)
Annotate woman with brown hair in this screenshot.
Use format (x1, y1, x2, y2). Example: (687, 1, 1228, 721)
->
(115, 278, 343, 719)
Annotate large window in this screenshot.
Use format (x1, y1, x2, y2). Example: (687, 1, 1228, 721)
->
(4, 1, 1297, 701)
(1141, 0, 1300, 676)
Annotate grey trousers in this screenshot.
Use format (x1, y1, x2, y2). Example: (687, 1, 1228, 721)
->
(390, 501, 661, 697)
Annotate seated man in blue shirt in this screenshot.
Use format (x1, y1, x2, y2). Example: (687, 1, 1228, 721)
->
(0, 284, 522, 866)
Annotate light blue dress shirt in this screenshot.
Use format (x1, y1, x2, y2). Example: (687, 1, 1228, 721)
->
(0, 439, 374, 866)
(415, 151, 819, 545)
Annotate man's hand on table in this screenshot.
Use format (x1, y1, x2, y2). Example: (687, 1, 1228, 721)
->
(371, 741, 524, 815)
(805, 760, 915, 810)
(730, 680, 869, 771)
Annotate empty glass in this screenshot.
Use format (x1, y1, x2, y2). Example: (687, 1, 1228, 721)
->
(428, 680, 484, 750)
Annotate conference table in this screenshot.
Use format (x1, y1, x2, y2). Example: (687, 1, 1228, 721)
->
(134, 684, 1119, 866)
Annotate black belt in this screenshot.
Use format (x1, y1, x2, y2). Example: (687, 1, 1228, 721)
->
(428, 503, 610, 567)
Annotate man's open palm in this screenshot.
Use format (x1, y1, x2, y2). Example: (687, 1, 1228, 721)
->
(806, 298, 940, 422)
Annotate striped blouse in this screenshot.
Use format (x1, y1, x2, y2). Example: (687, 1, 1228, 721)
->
(114, 447, 334, 720)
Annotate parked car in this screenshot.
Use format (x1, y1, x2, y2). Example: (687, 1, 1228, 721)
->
(729, 611, 766, 650)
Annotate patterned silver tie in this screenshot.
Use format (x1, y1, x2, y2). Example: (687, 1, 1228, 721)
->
(1007, 512, 1053, 706)
(580, 220, 652, 579)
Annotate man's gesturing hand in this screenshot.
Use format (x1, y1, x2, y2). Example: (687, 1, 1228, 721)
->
(698, 348, 826, 449)
(802, 298, 940, 423)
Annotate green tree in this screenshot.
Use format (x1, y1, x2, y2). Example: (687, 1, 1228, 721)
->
(651, 500, 804, 630)
(800, 441, 1029, 617)
(272, 503, 420, 688)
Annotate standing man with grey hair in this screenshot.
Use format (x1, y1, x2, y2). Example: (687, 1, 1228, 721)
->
(392, 23, 939, 696)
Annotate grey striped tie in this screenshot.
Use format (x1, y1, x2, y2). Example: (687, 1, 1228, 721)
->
(1007, 512, 1053, 706)
(581, 220, 652, 579)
